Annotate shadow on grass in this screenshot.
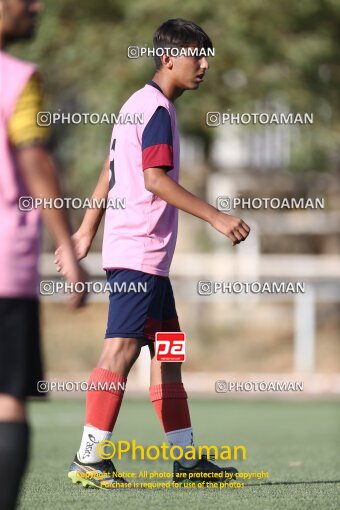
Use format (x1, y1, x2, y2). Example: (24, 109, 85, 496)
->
(246, 480, 340, 487)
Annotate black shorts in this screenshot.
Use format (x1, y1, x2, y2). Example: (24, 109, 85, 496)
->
(0, 297, 45, 399)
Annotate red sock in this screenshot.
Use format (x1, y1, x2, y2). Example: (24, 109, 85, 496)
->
(85, 367, 127, 431)
(149, 383, 191, 433)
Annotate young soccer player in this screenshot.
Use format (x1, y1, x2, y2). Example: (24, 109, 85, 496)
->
(55, 18, 250, 489)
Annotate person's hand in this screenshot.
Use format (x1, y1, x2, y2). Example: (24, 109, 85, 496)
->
(55, 248, 89, 308)
(54, 229, 92, 273)
(54, 233, 91, 308)
(210, 211, 250, 246)
(64, 259, 89, 309)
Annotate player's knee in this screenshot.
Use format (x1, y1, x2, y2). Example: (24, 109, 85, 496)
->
(98, 337, 141, 370)
(0, 394, 26, 421)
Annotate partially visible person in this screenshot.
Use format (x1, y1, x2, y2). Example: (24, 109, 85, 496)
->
(0, 1, 87, 508)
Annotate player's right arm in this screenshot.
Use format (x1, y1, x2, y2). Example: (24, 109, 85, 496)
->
(54, 157, 109, 269)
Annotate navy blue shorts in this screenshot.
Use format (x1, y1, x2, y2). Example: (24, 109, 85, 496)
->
(105, 269, 180, 346)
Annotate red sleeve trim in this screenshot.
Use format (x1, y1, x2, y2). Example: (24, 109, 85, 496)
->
(142, 143, 173, 170)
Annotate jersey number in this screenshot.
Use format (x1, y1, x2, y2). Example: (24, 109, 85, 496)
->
(109, 138, 116, 190)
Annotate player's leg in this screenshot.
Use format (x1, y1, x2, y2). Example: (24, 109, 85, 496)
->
(147, 277, 195, 464)
(149, 347, 195, 465)
(148, 278, 238, 483)
(0, 396, 29, 510)
(78, 336, 141, 463)
(68, 269, 153, 489)
(0, 297, 43, 510)
(68, 336, 141, 489)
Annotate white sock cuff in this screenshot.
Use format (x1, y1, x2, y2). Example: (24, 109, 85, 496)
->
(78, 426, 112, 463)
(166, 427, 194, 448)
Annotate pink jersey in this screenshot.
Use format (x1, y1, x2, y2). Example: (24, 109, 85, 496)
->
(0, 50, 41, 297)
(102, 81, 180, 277)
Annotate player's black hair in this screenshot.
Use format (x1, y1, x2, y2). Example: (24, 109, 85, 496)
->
(153, 18, 213, 70)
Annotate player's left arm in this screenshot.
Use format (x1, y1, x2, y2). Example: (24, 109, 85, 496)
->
(141, 105, 250, 245)
(144, 167, 250, 246)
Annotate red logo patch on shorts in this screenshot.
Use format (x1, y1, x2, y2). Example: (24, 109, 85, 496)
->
(155, 332, 186, 362)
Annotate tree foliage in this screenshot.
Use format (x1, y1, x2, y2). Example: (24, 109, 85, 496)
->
(9, 0, 340, 191)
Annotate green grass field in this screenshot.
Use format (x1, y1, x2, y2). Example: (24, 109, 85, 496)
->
(19, 398, 340, 510)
